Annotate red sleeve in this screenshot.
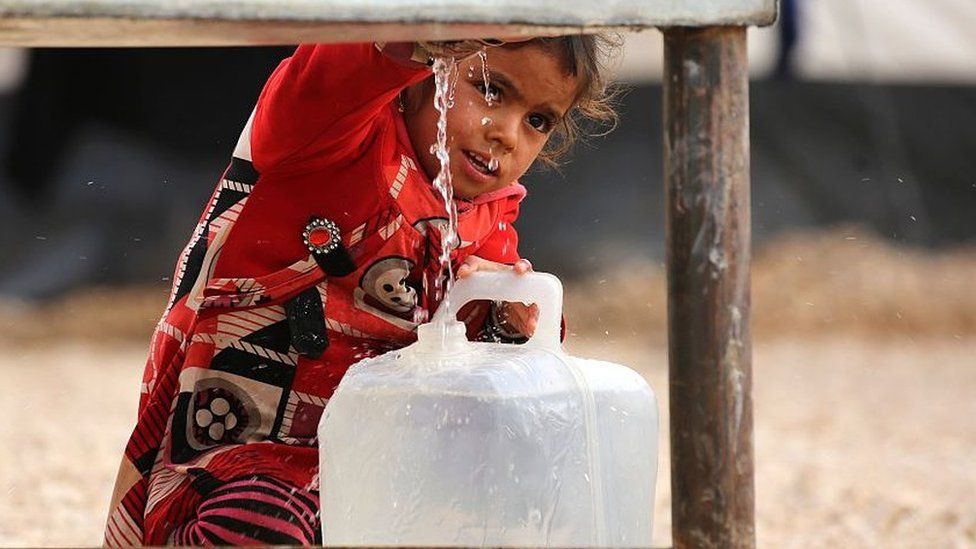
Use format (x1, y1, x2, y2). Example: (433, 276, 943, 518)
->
(473, 195, 522, 264)
(251, 43, 430, 172)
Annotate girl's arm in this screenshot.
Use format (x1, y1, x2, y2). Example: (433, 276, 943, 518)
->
(250, 43, 431, 173)
(471, 194, 522, 265)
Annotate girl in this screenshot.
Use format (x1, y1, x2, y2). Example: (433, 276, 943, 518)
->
(105, 35, 618, 545)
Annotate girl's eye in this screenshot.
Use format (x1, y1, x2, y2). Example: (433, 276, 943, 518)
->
(527, 113, 553, 133)
(474, 82, 501, 102)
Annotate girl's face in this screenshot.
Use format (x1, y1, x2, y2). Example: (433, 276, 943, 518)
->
(403, 45, 580, 200)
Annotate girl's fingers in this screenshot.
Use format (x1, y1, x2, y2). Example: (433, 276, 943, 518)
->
(478, 37, 534, 46)
(456, 255, 488, 278)
(520, 304, 540, 335)
(499, 302, 540, 336)
(457, 256, 533, 277)
(513, 258, 533, 274)
(456, 256, 538, 335)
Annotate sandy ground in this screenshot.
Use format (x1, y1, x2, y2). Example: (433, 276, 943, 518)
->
(571, 335, 976, 548)
(1, 229, 975, 547)
(2, 335, 973, 547)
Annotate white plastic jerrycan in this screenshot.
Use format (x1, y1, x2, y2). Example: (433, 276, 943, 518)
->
(318, 271, 658, 547)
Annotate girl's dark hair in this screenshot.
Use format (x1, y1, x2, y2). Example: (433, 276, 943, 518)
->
(512, 33, 623, 167)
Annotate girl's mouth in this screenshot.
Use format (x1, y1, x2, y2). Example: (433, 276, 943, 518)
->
(463, 150, 499, 177)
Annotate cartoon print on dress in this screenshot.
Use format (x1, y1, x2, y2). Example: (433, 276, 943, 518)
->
(185, 378, 261, 452)
(353, 256, 421, 331)
(192, 386, 248, 445)
(170, 368, 284, 464)
(413, 217, 474, 250)
(412, 217, 450, 238)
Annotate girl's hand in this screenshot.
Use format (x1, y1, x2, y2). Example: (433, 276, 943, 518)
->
(420, 37, 534, 60)
(419, 40, 484, 60)
(456, 256, 540, 337)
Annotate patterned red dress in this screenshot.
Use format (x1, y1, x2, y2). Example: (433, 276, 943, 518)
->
(104, 43, 526, 545)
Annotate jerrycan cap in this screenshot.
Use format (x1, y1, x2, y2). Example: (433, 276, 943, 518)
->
(421, 271, 564, 353)
(415, 319, 468, 352)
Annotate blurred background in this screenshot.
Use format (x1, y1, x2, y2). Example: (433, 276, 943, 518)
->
(1, 0, 975, 545)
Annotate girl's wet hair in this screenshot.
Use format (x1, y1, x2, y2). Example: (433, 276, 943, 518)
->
(509, 34, 623, 167)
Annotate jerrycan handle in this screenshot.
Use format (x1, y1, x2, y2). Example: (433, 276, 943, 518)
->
(431, 270, 563, 352)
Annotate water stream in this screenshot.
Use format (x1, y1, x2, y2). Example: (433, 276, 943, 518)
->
(425, 48, 494, 327)
(428, 56, 460, 320)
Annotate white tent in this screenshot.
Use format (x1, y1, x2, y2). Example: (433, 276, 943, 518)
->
(617, 0, 976, 83)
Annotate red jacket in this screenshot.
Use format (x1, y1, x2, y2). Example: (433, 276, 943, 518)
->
(105, 43, 526, 545)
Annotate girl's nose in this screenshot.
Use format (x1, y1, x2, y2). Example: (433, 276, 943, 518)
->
(485, 114, 518, 152)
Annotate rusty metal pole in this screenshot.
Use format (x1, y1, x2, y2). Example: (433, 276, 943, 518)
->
(663, 26, 755, 549)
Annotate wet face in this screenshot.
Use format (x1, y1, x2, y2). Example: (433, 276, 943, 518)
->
(403, 45, 580, 200)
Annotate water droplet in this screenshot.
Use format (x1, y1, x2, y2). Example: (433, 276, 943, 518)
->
(477, 50, 493, 106)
